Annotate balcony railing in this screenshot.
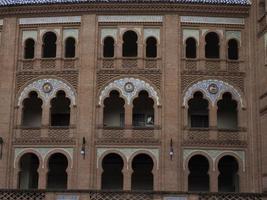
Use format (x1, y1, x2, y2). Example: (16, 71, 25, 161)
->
(18, 58, 79, 71)
(98, 57, 162, 69)
(96, 126, 161, 144)
(183, 128, 247, 146)
(182, 58, 244, 72)
(0, 190, 262, 200)
(14, 126, 75, 140)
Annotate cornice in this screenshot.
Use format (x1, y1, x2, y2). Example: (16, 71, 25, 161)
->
(0, 3, 250, 18)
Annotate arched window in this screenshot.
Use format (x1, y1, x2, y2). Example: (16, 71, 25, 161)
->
(188, 155, 210, 192)
(24, 39, 35, 59)
(217, 92, 238, 130)
(103, 37, 115, 58)
(131, 154, 154, 190)
(101, 153, 123, 190)
(228, 39, 239, 60)
(65, 37, 76, 58)
(18, 153, 39, 189)
(218, 156, 239, 192)
(146, 37, 157, 58)
(186, 37, 197, 58)
(205, 32, 220, 58)
(50, 91, 70, 127)
(123, 31, 138, 57)
(103, 90, 125, 127)
(188, 92, 209, 128)
(22, 91, 42, 128)
(42, 32, 57, 58)
(133, 91, 154, 127)
(47, 153, 68, 189)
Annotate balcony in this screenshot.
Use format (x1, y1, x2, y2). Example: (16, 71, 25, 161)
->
(182, 58, 244, 72)
(13, 126, 75, 145)
(183, 128, 247, 147)
(0, 190, 262, 200)
(96, 126, 161, 145)
(18, 58, 79, 71)
(98, 57, 162, 69)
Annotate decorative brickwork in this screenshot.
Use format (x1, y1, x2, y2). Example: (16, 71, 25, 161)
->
(16, 70, 79, 92)
(199, 193, 261, 200)
(20, 128, 41, 138)
(90, 192, 152, 200)
(181, 71, 245, 92)
(0, 191, 45, 200)
(13, 138, 75, 145)
(48, 128, 70, 138)
(97, 69, 161, 91)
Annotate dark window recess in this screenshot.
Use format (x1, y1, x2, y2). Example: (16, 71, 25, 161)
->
(186, 38, 197, 58)
(146, 37, 157, 58)
(205, 32, 220, 58)
(188, 155, 210, 192)
(47, 153, 68, 189)
(42, 32, 57, 58)
(103, 90, 125, 127)
(18, 153, 39, 189)
(65, 37, 76, 58)
(50, 91, 70, 127)
(131, 154, 154, 191)
(228, 39, 238, 60)
(101, 153, 123, 190)
(188, 92, 209, 128)
(123, 31, 138, 57)
(22, 91, 42, 128)
(190, 115, 209, 128)
(24, 39, 35, 59)
(103, 37, 115, 58)
(132, 91, 154, 127)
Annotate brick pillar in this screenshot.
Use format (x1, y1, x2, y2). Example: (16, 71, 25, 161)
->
(123, 168, 132, 190)
(0, 17, 18, 188)
(38, 167, 47, 189)
(209, 170, 219, 192)
(125, 104, 133, 128)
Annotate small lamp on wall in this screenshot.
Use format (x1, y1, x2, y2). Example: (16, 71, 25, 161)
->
(0, 137, 3, 159)
(80, 137, 86, 159)
(170, 138, 174, 160)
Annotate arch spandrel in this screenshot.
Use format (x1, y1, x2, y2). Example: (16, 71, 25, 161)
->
(18, 78, 76, 106)
(99, 77, 160, 106)
(183, 79, 245, 108)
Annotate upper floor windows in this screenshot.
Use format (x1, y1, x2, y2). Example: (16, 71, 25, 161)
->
(146, 37, 157, 58)
(100, 28, 160, 63)
(228, 39, 239, 60)
(205, 32, 220, 59)
(64, 37, 76, 58)
(21, 29, 79, 67)
(22, 91, 42, 128)
(42, 32, 57, 58)
(103, 90, 125, 127)
(184, 30, 241, 63)
(185, 37, 197, 59)
(217, 92, 238, 130)
(50, 91, 71, 127)
(123, 30, 138, 57)
(24, 38, 35, 59)
(103, 37, 115, 58)
(133, 91, 154, 127)
(188, 92, 209, 128)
